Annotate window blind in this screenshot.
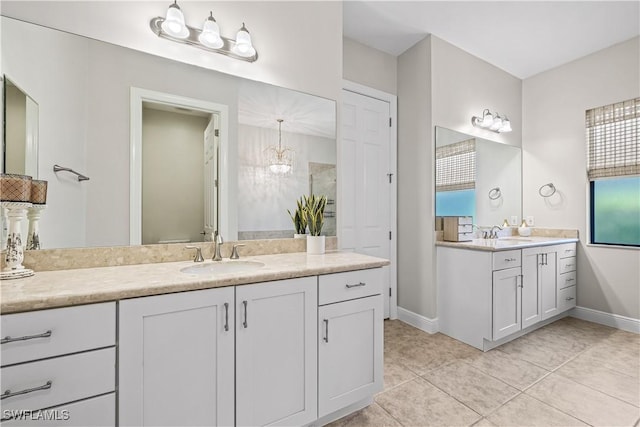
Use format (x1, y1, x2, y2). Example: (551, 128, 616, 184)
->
(586, 97, 639, 179)
(436, 139, 476, 192)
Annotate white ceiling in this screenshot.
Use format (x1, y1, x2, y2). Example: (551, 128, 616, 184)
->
(343, 1, 640, 79)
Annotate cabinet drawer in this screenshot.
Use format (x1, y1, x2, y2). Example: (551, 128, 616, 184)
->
(492, 250, 521, 271)
(1, 348, 115, 413)
(319, 268, 382, 305)
(558, 271, 577, 290)
(1, 392, 115, 426)
(559, 286, 577, 312)
(557, 243, 577, 259)
(559, 257, 577, 274)
(1, 303, 115, 366)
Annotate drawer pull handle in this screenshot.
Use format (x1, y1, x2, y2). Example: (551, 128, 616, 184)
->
(224, 303, 229, 332)
(505, 258, 516, 262)
(1, 330, 52, 345)
(566, 297, 575, 301)
(242, 301, 248, 329)
(323, 319, 329, 343)
(565, 249, 573, 253)
(567, 278, 575, 282)
(566, 264, 574, 268)
(2, 381, 52, 400)
(345, 282, 366, 289)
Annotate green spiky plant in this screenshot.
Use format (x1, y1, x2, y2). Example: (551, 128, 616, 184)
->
(287, 197, 308, 235)
(303, 194, 327, 236)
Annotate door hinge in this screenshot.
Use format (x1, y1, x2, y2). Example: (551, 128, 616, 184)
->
(214, 129, 220, 137)
(389, 117, 392, 127)
(389, 231, 392, 240)
(387, 173, 393, 184)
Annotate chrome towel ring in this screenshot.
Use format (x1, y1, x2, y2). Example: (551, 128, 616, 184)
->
(539, 183, 556, 197)
(488, 187, 502, 200)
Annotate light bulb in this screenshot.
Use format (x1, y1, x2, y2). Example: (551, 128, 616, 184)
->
(490, 114, 503, 131)
(199, 12, 223, 49)
(481, 110, 494, 128)
(161, 1, 189, 39)
(232, 23, 256, 57)
(500, 118, 512, 132)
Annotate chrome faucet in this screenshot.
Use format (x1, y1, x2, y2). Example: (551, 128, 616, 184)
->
(489, 225, 503, 239)
(213, 230, 224, 261)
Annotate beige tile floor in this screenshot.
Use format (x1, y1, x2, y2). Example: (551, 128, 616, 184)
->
(329, 317, 640, 427)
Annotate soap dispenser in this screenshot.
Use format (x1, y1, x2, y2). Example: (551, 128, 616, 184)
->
(518, 219, 531, 237)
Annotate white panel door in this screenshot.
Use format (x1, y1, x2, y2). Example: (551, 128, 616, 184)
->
(522, 248, 542, 329)
(492, 267, 522, 340)
(119, 287, 235, 427)
(540, 251, 559, 320)
(236, 277, 317, 427)
(203, 113, 219, 241)
(318, 295, 383, 417)
(340, 89, 391, 317)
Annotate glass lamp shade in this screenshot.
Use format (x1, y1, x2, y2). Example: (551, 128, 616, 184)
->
(269, 163, 292, 174)
(480, 111, 493, 128)
(490, 115, 503, 131)
(199, 13, 223, 49)
(500, 118, 512, 132)
(162, 2, 189, 39)
(232, 23, 256, 57)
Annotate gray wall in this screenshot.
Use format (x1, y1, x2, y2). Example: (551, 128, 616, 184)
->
(343, 37, 397, 95)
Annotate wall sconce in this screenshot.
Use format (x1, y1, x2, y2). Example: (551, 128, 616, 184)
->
(150, 1, 258, 62)
(471, 109, 512, 133)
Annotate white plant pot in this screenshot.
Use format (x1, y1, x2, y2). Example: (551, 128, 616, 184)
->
(306, 235, 325, 255)
(294, 233, 307, 239)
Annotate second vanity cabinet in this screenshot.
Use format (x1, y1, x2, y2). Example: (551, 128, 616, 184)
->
(439, 241, 577, 351)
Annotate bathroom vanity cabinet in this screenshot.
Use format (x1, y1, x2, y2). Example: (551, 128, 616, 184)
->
(0, 303, 116, 426)
(438, 240, 577, 351)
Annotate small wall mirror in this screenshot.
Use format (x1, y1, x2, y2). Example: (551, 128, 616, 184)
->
(435, 126, 522, 227)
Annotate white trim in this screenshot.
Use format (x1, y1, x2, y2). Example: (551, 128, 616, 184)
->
(571, 306, 640, 334)
(342, 79, 398, 320)
(25, 96, 39, 178)
(129, 88, 230, 245)
(397, 307, 439, 334)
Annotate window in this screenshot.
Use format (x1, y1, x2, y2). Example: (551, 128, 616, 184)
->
(587, 97, 640, 246)
(435, 139, 476, 218)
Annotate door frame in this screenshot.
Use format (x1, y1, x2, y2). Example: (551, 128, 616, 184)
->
(129, 88, 230, 245)
(341, 80, 398, 319)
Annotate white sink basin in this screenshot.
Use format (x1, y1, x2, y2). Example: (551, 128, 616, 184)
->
(180, 261, 265, 275)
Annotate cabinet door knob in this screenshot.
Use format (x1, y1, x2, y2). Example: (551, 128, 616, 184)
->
(1, 330, 52, 345)
(323, 319, 329, 343)
(345, 282, 366, 289)
(224, 303, 229, 332)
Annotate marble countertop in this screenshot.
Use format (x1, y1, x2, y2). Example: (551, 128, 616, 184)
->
(436, 236, 579, 252)
(0, 251, 389, 314)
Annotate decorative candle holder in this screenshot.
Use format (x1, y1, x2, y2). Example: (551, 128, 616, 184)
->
(0, 174, 32, 202)
(30, 180, 48, 204)
(27, 204, 47, 250)
(1, 201, 35, 280)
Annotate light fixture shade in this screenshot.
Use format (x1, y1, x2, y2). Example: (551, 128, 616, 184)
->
(199, 12, 223, 49)
(490, 114, 503, 131)
(161, 1, 189, 39)
(500, 117, 512, 132)
(269, 163, 292, 174)
(232, 23, 256, 57)
(481, 110, 493, 128)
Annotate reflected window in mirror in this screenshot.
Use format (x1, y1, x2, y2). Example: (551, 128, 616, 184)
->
(2, 76, 39, 177)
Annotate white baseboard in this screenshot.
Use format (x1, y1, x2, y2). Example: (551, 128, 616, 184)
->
(397, 307, 439, 334)
(571, 306, 640, 334)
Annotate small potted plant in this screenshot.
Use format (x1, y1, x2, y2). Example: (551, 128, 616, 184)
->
(287, 197, 308, 238)
(303, 194, 327, 254)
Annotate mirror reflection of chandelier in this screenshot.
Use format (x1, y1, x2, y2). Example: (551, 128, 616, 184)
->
(267, 119, 294, 175)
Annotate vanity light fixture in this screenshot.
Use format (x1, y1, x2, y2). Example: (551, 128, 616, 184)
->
(471, 109, 512, 133)
(150, 1, 258, 62)
(267, 119, 294, 175)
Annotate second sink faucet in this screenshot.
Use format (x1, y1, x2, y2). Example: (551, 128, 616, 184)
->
(213, 230, 223, 261)
(489, 225, 503, 239)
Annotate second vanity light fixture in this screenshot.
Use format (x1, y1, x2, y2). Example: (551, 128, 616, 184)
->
(150, 1, 258, 62)
(267, 119, 294, 175)
(471, 109, 512, 133)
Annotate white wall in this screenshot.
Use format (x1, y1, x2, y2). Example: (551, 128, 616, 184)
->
(1, 1, 342, 102)
(522, 37, 640, 319)
(237, 124, 336, 235)
(397, 36, 433, 317)
(343, 37, 397, 95)
(398, 35, 523, 320)
(5, 84, 26, 174)
(141, 108, 209, 245)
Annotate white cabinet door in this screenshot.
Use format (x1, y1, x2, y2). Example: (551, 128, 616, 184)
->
(236, 277, 317, 427)
(492, 267, 522, 340)
(318, 295, 383, 417)
(540, 251, 559, 320)
(119, 287, 235, 427)
(521, 248, 542, 329)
